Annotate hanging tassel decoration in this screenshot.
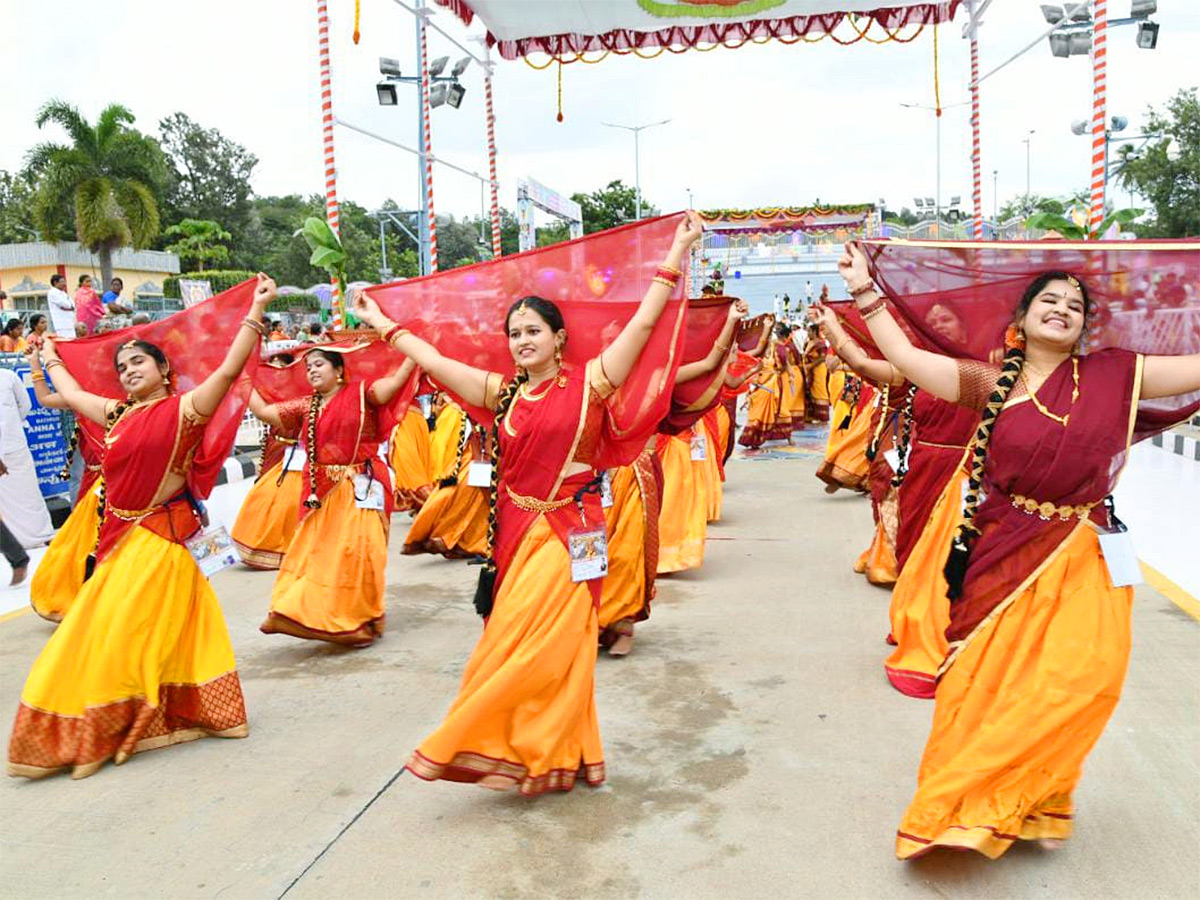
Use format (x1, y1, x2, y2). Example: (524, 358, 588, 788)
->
(353, 0, 361, 44)
(556, 59, 564, 123)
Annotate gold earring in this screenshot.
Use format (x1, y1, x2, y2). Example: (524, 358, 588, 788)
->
(554, 345, 563, 366)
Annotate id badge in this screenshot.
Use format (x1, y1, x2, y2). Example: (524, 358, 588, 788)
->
(600, 470, 614, 509)
(467, 461, 493, 488)
(568, 527, 609, 583)
(690, 434, 708, 461)
(883, 447, 901, 471)
(1098, 531, 1142, 588)
(283, 446, 307, 473)
(185, 526, 238, 578)
(353, 472, 385, 510)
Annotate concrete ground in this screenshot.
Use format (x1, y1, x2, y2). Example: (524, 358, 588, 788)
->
(1, 450, 1197, 900)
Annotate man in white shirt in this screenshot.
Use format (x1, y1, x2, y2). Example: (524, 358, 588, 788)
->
(46, 273, 75, 337)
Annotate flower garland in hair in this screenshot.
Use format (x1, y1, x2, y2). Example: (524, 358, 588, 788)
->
(473, 370, 529, 618)
(303, 392, 323, 509)
(889, 385, 920, 489)
(943, 345, 1026, 600)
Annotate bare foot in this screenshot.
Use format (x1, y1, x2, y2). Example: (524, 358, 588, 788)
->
(1038, 839, 1064, 851)
(608, 633, 634, 657)
(9, 564, 28, 587)
(823, 483, 839, 494)
(477, 774, 516, 792)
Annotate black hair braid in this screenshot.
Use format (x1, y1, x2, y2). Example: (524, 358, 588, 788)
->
(84, 399, 133, 581)
(438, 409, 471, 487)
(59, 422, 81, 480)
(943, 346, 1026, 599)
(257, 425, 273, 480)
(472, 370, 529, 618)
(865, 384, 892, 463)
(889, 385, 920, 489)
(303, 392, 323, 509)
(837, 375, 860, 430)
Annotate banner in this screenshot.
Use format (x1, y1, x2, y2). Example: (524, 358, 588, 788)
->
(14, 364, 70, 500)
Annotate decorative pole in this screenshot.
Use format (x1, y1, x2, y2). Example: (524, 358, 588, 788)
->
(1089, 0, 1108, 236)
(483, 46, 503, 259)
(316, 0, 343, 327)
(968, 7, 983, 240)
(416, 0, 438, 273)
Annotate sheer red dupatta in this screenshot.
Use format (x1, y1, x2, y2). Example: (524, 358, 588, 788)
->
(660, 297, 737, 434)
(857, 238, 1200, 438)
(737, 314, 774, 357)
(55, 279, 260, 503)
(365, 215, 690, 469)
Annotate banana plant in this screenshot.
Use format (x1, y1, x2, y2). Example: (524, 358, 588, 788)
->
(297, 216, 355, 326)
(1024, 207, 1143, 240)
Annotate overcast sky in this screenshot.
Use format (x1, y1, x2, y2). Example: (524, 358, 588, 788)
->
(3, 1, 1196, 226)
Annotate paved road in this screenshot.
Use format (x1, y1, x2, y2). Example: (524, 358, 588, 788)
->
(1, 454, 1197, 899)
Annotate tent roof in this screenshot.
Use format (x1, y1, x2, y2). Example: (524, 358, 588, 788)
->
(434, 0, 960, 61)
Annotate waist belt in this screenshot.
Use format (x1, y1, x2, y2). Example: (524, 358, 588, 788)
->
(1008, 492, 1100, 522)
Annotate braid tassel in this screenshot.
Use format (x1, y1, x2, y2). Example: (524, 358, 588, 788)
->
(303, 393, 323, 509)
(890, 386, 919, 489)
(59, 423, 81, 480)
(85, 400, 132, 580)
(473, 371, 528, 618)
(944, 347, 1025, 600)
(838, 376, 859, 431)
(865, 384, 891, 462)
(439, 412, 470, 488)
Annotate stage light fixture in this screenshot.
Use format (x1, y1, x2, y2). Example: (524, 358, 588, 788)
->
(376, 83, 398, 106)
(429, 56, 449, 77)
(1068, 32, 1092, 55)
(1136, 21, 1159, 49)
(924, 197, 935, 208)
(379, 57, 402, 77)
(429, 83, 449, 108)
(914, 198, 924, 208)
(451, 56, 471, 77)
(446, 83, 466, 109)
(1110, 115, 1128, 133)
(1040, 4, 1064, 24)
(1049, 33, 1071, 57)
(1071, 119, 1089, 135)
(1130, 0, 1157, 19)
(1065, 2, 1091, 22)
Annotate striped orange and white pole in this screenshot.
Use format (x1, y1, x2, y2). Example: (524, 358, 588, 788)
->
(417, 7, 438, 272)
(969, 21, 983, 240)
(316, 0, 343, 328)
(1088, 0, 1108, 236)
(483, 58, 502, 259)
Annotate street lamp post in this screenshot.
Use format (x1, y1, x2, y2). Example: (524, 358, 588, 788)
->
(601, 119, 671, 220)
(1023, 129, 1035, 204)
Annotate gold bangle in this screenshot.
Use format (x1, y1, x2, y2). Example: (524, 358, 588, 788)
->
(862, 305, 887, 322)
(849, 281, 876, 299)
(657, 263, 684, 277)
(652, 276, 678, 288)
(715, 343, 731, 354)
(44, 359, 64, 370)
(31, 371, 45, 382)
(858, 296, 886, 319)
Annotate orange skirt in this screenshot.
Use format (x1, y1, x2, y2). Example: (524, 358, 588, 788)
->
(403, 445, 488, 559)
(230, 463, 304, 570)
(407, 515, 604, 795)
(896, 525, 1133, 859)
(697, 418, 723, 523)
(715, 404, 732, 467)
(854, 486, 899, 585)
(389, 407, 433, 512)
(655, 433, 706, 573)
(816, 397, 871, 491)
(29, 480, 101, 622)
(598, 464, 651, 641)
(262, 479, 389, 647)
(884, 468, 965, 698)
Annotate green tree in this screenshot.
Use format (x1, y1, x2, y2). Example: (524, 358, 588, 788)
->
(164, 218, 232, 270)
(158, 112, 257, 248)
(0, 170, 41, 243)
(26, 101, 165, 286)
(882, 206, 921, 226)
(572, 180, 656, 234)
(1118, 87, 1200, 238)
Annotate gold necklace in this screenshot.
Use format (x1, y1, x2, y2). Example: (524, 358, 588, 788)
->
(1020, 356, 1079, 427)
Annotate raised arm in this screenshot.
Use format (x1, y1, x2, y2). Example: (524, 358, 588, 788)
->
(25, 351, 69, 410)
(839, 242, 959, 402)
(189, 274, 275, 418)
(808, 303, 903, 387)
(676, 301, 747, 383)
(1140, 354, 1200, 401)
(248, 389, 284, 432)
(353, 292, 493, 409)
(367, 357, 417, 407)
(725, 355, 762, 389)
(36, 339, 113, 425)
(599, 212, 705, 389)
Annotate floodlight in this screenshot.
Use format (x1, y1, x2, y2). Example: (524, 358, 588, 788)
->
(429, 55, 449, 77)
(376, 83, 399, 106)
(1110, 115, 1128, 133)
(430, 83, 449, 108)
(914, 198, 924, 208)
(1068, 32, 1092, 55)
(1040, 4, 1064, 24)
(1135, 21, 1159, 49)
(379, 57, 402, 77)
(446, 83, 466, 109)
(1065, 2, 1091, 22)
(1049, 33, 1071, 57)
(1071, 118, 1089, 135)
(1130, 0, 1157, 19)
(924, 197, 935, 207)
(950, 196, 961, 206)
(451, 56, 471, 77)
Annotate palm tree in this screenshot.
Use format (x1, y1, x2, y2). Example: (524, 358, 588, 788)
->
(26, 101, 164, 287)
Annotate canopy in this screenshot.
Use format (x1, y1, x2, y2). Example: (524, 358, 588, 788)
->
(435, 1, 961, 60)
(700, 205, 875, 236)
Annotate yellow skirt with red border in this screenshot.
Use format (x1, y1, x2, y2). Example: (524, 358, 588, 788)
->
(403, 448, 488, 559)
(29, 480, 102, 622)
(263, 478, 389, 647)
(407, 515, 604, 795)
(389, 407, 433, 512)
(599, 464, 650, 641)
(696, 418, 723, 523)
(230, 463, 304, 570)
(896, 525, 1133, 859)
(8, 527, 247, 779)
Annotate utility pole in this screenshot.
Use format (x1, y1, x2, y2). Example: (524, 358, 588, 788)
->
(601, 119, 671, 220)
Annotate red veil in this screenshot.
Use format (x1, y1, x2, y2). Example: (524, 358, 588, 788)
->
(659, 296, 738, 434)
(252, 338, 416, 413)
(857, 238, 1200, 439)
(366, 214, 691, 469)
(55, 279, 260, 501)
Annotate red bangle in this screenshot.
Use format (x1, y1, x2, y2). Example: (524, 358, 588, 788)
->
(382, 324, 405, 343)
(848, 281, 877, 299)
(858, 297, 886, 320)
(654, 266, 682, 286)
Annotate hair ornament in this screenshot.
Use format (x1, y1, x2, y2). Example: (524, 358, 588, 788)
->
(1065, 274, 1081, 291)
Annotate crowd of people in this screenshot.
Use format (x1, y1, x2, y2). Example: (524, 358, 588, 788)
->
(2, 214, 1198, 866)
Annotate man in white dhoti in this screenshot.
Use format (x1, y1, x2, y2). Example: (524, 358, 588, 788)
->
(0, 368, 55, 548)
